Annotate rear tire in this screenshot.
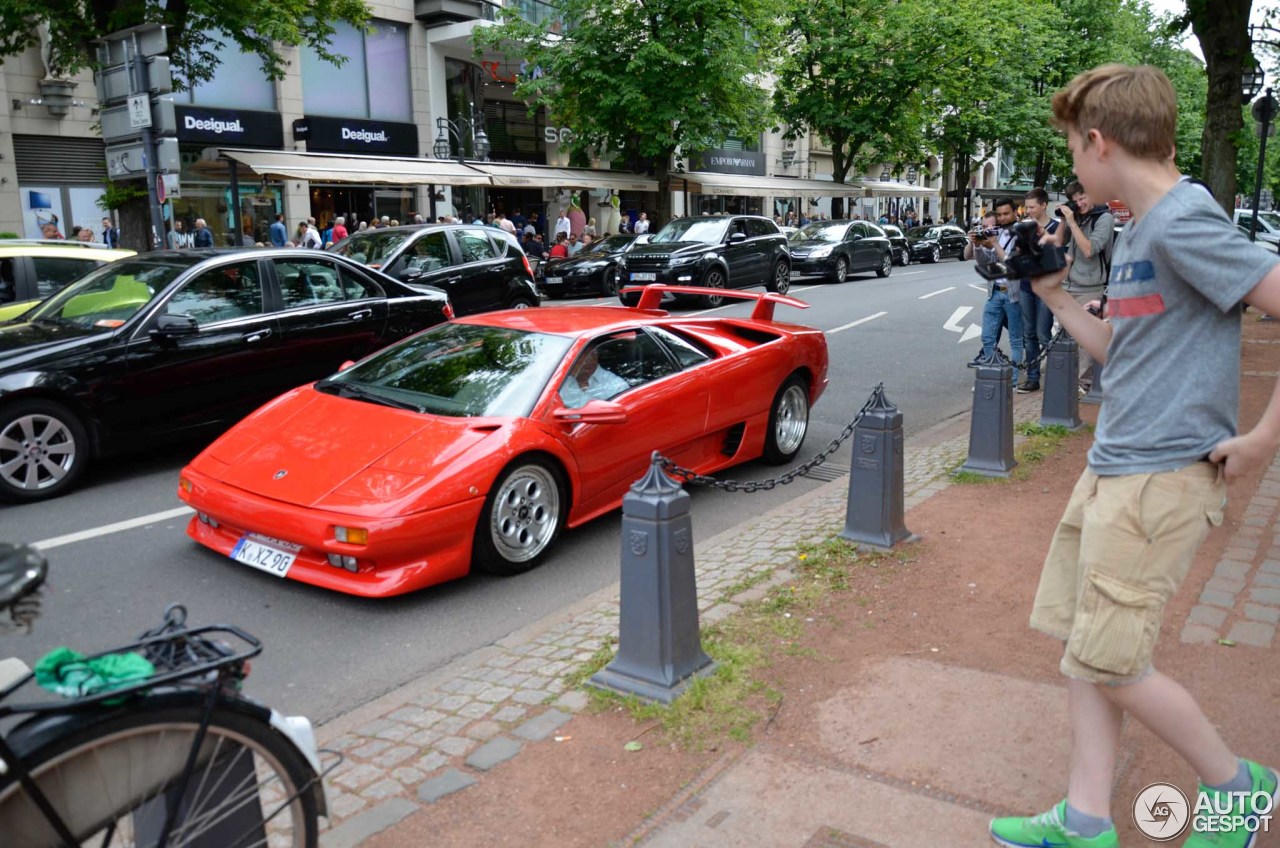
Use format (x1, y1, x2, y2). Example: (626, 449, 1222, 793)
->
(762, 375, 810, 465)
(875, 251, 892, 278)
(766, 261, 791, 294)
(898, 247, 911, 266)
(507, 295, 538, 309)
(700, 268, 728, 308)
(0, 398, 90, 503)
(473, 457, 566, 576)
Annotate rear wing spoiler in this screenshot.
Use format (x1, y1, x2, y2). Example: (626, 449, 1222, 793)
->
(619, 285, 809, 322)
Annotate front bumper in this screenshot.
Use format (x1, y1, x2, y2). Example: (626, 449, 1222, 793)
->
(619, 266, 701, 286)
(909, 244, 937, 260)
(789, 255, 837, 277)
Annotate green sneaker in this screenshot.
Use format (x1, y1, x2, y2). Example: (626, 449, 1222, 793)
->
(990, 800, 1118, 847)
(1182, 760, 1278, 848)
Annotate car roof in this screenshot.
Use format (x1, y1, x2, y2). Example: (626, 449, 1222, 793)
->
(455, 305, 686, 337)
(0, 242, 136, 260)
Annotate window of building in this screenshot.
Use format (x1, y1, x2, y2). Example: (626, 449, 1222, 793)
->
(301, 21, 411, 122)
(172, 32, 275, 112)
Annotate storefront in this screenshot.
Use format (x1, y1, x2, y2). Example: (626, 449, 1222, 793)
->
(13, 135, 108, 239)
(687, 145, 769, 216)
(293, 115, 421, 226)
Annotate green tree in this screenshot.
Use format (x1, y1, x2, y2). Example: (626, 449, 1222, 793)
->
(473, 0, 781, 226)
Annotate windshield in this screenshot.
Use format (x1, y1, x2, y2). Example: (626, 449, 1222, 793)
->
(584, 235, 632, 255)
(320, 323, 573, 418)
(792, 222, 850, 243)
(907, 227, 941, 239)
(1259, 212, 1280, 230)
(651, 219, 729, 245)
(27, 260, 189, 329)
(332, 231, 412, 267)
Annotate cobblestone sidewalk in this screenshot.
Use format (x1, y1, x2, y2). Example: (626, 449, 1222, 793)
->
(314, 397, 1048, 847)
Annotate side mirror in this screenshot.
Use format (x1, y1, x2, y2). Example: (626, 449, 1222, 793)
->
(150, 313, 198, 341)
(728, 232, 747, 244)
(400, 265, 423, 282)
(338, 360, 356, 371)
(552, 399, 628, 425)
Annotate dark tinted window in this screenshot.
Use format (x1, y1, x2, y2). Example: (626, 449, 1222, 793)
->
(275, 258, 378, 309)
(167, 260, 265, 324)
(746, 218, 776, 238)
(457, 229, 499, 263)
(31, 257, 100, 299)
(407, 231, 454, 272)
(0, 258, 15, 303)
(863, 223, 886, 237)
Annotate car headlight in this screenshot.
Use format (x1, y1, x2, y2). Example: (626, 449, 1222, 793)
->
(671, 253, 702, 265)
(809, 245, 834, 258)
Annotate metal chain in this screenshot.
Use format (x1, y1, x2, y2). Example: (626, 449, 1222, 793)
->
(655, 383, 885, 492)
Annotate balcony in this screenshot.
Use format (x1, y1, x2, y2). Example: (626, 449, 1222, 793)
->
(508, 0, 561, 27)
(415, 0, 498, 27)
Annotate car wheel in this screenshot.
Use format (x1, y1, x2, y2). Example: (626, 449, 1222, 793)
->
(762, 375, 809, 465)
(831, 256, 848, 284)
(473, 457, 566, 576)
(507, 295, 538, 309)
(875, 251, 892, 278)
(898, 247, 911, 267)
(0, 398, 90, 503)
(930, 246, 941, 263)
(700, 268, 727, 308)
(766, 261, 791, 295)
(601, 266, 620, 297)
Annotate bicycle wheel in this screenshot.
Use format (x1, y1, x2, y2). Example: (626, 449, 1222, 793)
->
(0, 704, 320, 848)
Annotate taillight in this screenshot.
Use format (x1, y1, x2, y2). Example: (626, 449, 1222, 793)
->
(522, 254, 533, 278)
(443, 302, 455, 320)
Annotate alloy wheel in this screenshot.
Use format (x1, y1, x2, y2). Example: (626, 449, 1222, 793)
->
(834, 257, 848, 283)
(773, 383, 809, 456)
(771, 262, 791, 294)
(490, 464, 561, 563)
(701, 270, 726, 307)
(0, 413, 77, 493)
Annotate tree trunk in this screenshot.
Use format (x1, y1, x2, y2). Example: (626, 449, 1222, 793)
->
(117, 193, 154, 252)
(1191, 0, 1253, 212)
(655, 151, 675, 228)
(1033, 151, 1050, 191)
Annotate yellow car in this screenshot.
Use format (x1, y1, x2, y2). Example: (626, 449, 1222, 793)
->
(0, 240, 136, 321)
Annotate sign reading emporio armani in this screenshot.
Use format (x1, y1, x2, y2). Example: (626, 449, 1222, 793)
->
(692, 147, 766, 176)
(302, 116, 418, 157)
(175, 106, 284, 148)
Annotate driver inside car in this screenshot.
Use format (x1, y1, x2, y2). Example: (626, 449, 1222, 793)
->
(558, 344, 629, 409)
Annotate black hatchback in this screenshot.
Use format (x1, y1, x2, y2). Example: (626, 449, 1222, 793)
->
(331, 224, 539, 315)
(0, 249, 450, 502)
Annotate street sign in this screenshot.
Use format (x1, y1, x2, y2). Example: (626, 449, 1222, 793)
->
(162, 173, 182, 199)
(156, 173, 166, 204)
(96, 25, 168, 66)
(101, 97, 175, 142)
(97, 57, 172, 104)
(129, 94, 152, 128)
(1253, 94, 1277, 125)
(106, 138, 180, 179)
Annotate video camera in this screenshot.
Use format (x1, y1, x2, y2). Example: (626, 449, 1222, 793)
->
(970, 225, 1000, 240)
(974, 220, 1067, 281)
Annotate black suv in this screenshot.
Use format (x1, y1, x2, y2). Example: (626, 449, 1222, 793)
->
(331, 224, 539, 315)
(617, 215, 791, 307)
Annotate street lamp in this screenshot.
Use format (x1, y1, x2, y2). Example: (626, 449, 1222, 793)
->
(879, 166, 890, 182)
(433, 111, 490, 163)
(906, 165, 918, 185)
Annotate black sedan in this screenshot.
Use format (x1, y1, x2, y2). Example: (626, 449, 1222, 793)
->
(539, 235, 636, 298)
(788, 220, 893, 283)
(907, 225, 969, 263)
(0, 249, 450, 502)
(881, 224, 912, 267)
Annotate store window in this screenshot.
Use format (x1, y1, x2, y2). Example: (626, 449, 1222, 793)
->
(301, 21, 411, 122)
(172, 32, 275, 111)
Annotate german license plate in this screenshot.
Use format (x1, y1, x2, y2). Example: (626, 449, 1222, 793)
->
(230, 535, 301, 578)
(631, 272, 656, 281)
(546, 276, 563, 285)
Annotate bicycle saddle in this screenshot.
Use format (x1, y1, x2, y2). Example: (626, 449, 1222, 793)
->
(0, 544, 47, 611)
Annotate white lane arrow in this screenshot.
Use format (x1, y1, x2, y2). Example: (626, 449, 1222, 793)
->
(943, 306, 983, 344)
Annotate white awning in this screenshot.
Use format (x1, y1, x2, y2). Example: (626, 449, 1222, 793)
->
(465, 163, 659, 192)
(678, 171, 864, 197)
(219, 148, 492, 186)
(851, 179, 939, 198)
(556, 168, 660, 193)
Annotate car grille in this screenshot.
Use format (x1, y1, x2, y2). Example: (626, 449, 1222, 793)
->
(626, 254, 672, 267)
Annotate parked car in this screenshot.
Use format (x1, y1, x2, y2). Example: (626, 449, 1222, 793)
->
(539, 234, 637, 298)
(330, 223, 539, 315)
(617, 215, 791, 307)
(788, 220, 893, 283)
(178, 286, 827, 597)
(0, 249, 450, 502)
(880, 224, 912, 267)
(1233, 208, 1280, 247)
(0, 240, 136, 322)
(906, 224, 969, 263)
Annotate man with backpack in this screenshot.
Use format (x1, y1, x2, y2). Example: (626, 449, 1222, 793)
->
(1057, 180, 1114, 393)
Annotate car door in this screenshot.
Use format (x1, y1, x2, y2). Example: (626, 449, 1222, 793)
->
(942, 226, 966, 257)
(550, 328, 710, 513)
(846, 223, 875, 270)
(269, 255, 391, 388)
(723, 218, 758, 287)
(112, 257, 283, 440)
(746, 218, 780, 282)
(442, 228, 508, 315)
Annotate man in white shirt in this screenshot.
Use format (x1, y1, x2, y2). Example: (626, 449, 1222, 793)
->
(555, 212, 572, 239)
(633, 212, 650, 234)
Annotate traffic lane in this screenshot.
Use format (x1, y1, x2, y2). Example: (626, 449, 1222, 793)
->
(4, 457, 828, 723)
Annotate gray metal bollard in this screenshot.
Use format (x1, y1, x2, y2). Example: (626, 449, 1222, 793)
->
(839, 385, 917, 550)
(1039, 335, 1083, 430)
(1080, 360, 1103, 405)
(590, 454, 716, 704)
(959, 348, 1017, 477)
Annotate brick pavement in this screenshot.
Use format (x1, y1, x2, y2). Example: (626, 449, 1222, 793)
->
(314, 395, 1049, 846)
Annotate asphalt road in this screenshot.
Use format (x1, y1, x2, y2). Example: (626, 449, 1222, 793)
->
(0, 255, 1005, 723)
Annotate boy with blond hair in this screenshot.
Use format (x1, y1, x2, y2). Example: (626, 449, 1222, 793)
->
(990, 64, 1280, 848)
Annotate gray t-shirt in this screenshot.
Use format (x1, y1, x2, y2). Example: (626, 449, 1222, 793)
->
(1065, 208, 1115, 292)
(1089, 179, 1280, 474)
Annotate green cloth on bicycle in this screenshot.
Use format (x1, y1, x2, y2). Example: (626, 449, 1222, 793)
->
(34, 647, 154, 698)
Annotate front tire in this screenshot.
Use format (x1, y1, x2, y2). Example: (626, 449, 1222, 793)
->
(0, 398, 89, 503)
(831, 256, 849, 284)
(601, 266, 620, 297)
(507, 295, 538, 309)
(762, 375, 810, 465)
(700, 268, 728, 308)
(766, 261, 791, 294)
(473, 457, 566, 576)
(875, 251, 892, 278)
(930, 245, 941, 263)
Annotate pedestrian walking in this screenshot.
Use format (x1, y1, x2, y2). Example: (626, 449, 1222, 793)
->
(555, 210, 572, 239)
(331, 216, 349, 243)
(191, 218, 214, 248)
(167, 220, 190, 249)
(990, 63, 1280, 848)
(268, 213, 288, 248)
(101, 217, 120, 248)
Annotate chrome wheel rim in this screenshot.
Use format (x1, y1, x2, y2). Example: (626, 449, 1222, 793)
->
(774, 263, 790, 294)
(881, 254, 891, 275)
(900, 248, 910, 266)
(0, 413, 76, 492)
(774, 384, 809, 455)
(511, 300, 533, 310)
(932, 247, 940, 262)
(704, 271, 725, 306)
(835, 258, 847, 282)
(490, 465, 560, 563)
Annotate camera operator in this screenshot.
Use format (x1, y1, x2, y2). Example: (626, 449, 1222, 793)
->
(1054, 180, 1114, 392)
(967, 201, 1025, 385)
(1015, 188, 1061, 393)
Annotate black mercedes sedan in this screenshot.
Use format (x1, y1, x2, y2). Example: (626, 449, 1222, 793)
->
(539, 234, 636, 298)
(788, 220, 893, 283)
(907, 224, 969, 263)
(0, 249, 450, 502)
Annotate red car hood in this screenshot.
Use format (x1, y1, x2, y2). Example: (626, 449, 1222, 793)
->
(206, 388, 502, 509)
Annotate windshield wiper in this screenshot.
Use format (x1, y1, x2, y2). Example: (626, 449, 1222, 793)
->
(315, 379, 424, 412)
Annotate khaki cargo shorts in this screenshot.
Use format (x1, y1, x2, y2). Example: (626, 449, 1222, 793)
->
(1029, 462, 1226, 684)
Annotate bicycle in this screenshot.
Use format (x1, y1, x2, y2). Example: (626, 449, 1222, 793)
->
(0, 543, 332, 847)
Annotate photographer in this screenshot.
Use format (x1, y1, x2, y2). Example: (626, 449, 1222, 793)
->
(1055, 181, 1115, 392)
(968, 201, 1025, 385)
(1015, 188, 1061, 393)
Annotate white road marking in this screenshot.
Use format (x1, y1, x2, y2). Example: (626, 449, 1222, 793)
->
(943, 306, 984, 344)
(827, 311, 888, 334)
(919, 287, 956, 300)
(892, 271, 929, 277)
(33, 506, 195, 550)
(968, 283, 986, 291)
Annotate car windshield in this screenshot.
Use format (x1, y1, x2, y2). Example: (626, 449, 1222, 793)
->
(320, 323, 574, 418)
(792, 222, 850, 243)
(584, 235, 632, 255)
(1258, 212, 1280, 230)
(907, 227, 941, 239)
(26, 259, 189, 329)
(650, 219, 729, 244)
(331, 231, 412, 267)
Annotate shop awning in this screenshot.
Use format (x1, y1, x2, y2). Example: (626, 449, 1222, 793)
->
(850, 179, 939, 198)
(679, 171, 863, 197)
(219, 148, 492, 186)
